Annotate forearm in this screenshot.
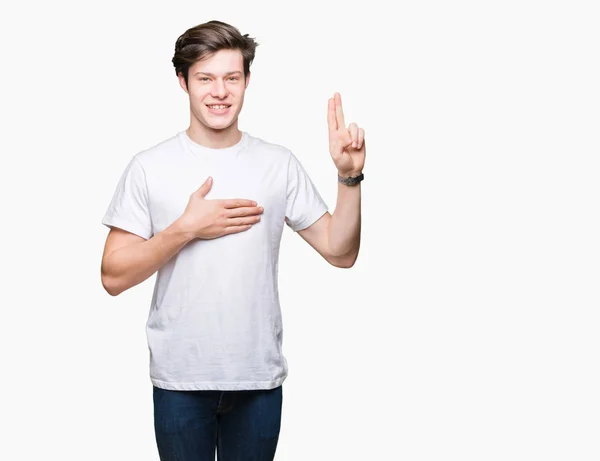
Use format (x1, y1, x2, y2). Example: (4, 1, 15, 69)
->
(101, 219, 194, 296)
(328, 180, 361, 260)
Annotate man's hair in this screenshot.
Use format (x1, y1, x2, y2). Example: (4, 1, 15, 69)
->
(172, 20, 259, 89)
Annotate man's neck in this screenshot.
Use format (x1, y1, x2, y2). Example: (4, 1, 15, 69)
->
(186, 122, 242, 149)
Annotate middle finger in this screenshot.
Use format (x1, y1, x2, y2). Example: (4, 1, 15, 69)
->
(226, 206, 264, 218)
(349, 123, 359, 148)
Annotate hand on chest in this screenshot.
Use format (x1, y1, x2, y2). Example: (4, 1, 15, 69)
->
(149, 160, 286, 235)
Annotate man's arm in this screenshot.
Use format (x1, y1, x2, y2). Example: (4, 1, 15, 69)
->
(101, 221, 194, 296)
(101, 177, 263, 296)
(298, 180, 361, 268)
(297, 92, 365, 268)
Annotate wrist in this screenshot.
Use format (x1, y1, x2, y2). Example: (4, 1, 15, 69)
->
(338, 170, 362, 178)
(170, 217, 196, 242)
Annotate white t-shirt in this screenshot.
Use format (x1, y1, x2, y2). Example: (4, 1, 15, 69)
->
(101, 130, 328, 391)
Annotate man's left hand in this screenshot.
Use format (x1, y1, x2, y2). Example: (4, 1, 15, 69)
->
(327, 92, 366, 177)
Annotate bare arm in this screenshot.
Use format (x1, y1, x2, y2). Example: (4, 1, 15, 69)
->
(297, 180, 361, 268)
(297, 92, 365, 268)
(101, 220, 193, 296)
(328, 180, 361, 261)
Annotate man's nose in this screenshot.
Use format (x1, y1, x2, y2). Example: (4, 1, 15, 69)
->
(211, 79, 228, 98)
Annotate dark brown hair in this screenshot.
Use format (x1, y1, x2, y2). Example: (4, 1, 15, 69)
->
(172, 20, 259, 89)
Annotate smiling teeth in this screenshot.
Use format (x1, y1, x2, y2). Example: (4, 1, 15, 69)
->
(208, 105, 229, 109)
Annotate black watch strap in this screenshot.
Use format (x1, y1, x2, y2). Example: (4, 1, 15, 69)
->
(338, 172, 364, 186)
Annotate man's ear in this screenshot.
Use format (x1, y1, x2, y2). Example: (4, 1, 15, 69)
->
(178, 72, 189, 94)
(245, 71, 251, 89)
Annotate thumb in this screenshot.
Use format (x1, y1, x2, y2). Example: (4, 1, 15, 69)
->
(196, 176, 212, 197)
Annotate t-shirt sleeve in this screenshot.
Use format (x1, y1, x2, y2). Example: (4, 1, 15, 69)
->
(285, 151, 329, 232)
(101, 156, 153, 240)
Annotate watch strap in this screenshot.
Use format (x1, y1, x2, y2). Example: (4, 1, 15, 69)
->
(338, 172, 364, 186)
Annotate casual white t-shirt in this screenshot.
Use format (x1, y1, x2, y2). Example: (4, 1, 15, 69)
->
(101, 129, 328, 391)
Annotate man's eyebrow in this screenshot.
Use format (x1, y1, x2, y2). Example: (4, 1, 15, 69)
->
(194, 71, 243, 77)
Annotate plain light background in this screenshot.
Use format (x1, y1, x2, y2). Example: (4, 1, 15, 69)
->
(1, 0, 598, 460)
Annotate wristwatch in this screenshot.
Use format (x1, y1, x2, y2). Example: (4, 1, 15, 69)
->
(338, 172, 364, 186)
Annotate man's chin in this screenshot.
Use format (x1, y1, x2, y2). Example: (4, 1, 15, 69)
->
(200, 119, 236, 131)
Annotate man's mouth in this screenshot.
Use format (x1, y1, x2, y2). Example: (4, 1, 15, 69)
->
(206, 104, 232, 115)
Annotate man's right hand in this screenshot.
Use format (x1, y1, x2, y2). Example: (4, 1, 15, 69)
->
(176, 176, 264, 240)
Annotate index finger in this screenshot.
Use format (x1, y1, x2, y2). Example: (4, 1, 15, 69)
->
(327, 97, 337, 133)
(334, 92, 346, 129)
(221, 198, 258, 208)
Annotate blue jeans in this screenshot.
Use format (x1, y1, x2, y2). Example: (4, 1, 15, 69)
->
(153, 384, 283, 461)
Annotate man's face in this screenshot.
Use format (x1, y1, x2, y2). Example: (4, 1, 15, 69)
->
(179, 48, 250, 131)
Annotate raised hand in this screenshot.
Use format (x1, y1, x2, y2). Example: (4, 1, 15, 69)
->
(177, 177, 264, 240)
(327, 92, 366, 177)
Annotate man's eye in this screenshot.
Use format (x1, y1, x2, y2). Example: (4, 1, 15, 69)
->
(198, 77, 238, 82)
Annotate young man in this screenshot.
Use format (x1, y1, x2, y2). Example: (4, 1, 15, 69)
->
(100, 20, 365, 461)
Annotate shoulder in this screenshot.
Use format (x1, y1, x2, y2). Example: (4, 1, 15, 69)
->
(244, 132, 293, 161)
(134, 132, 183, 167)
